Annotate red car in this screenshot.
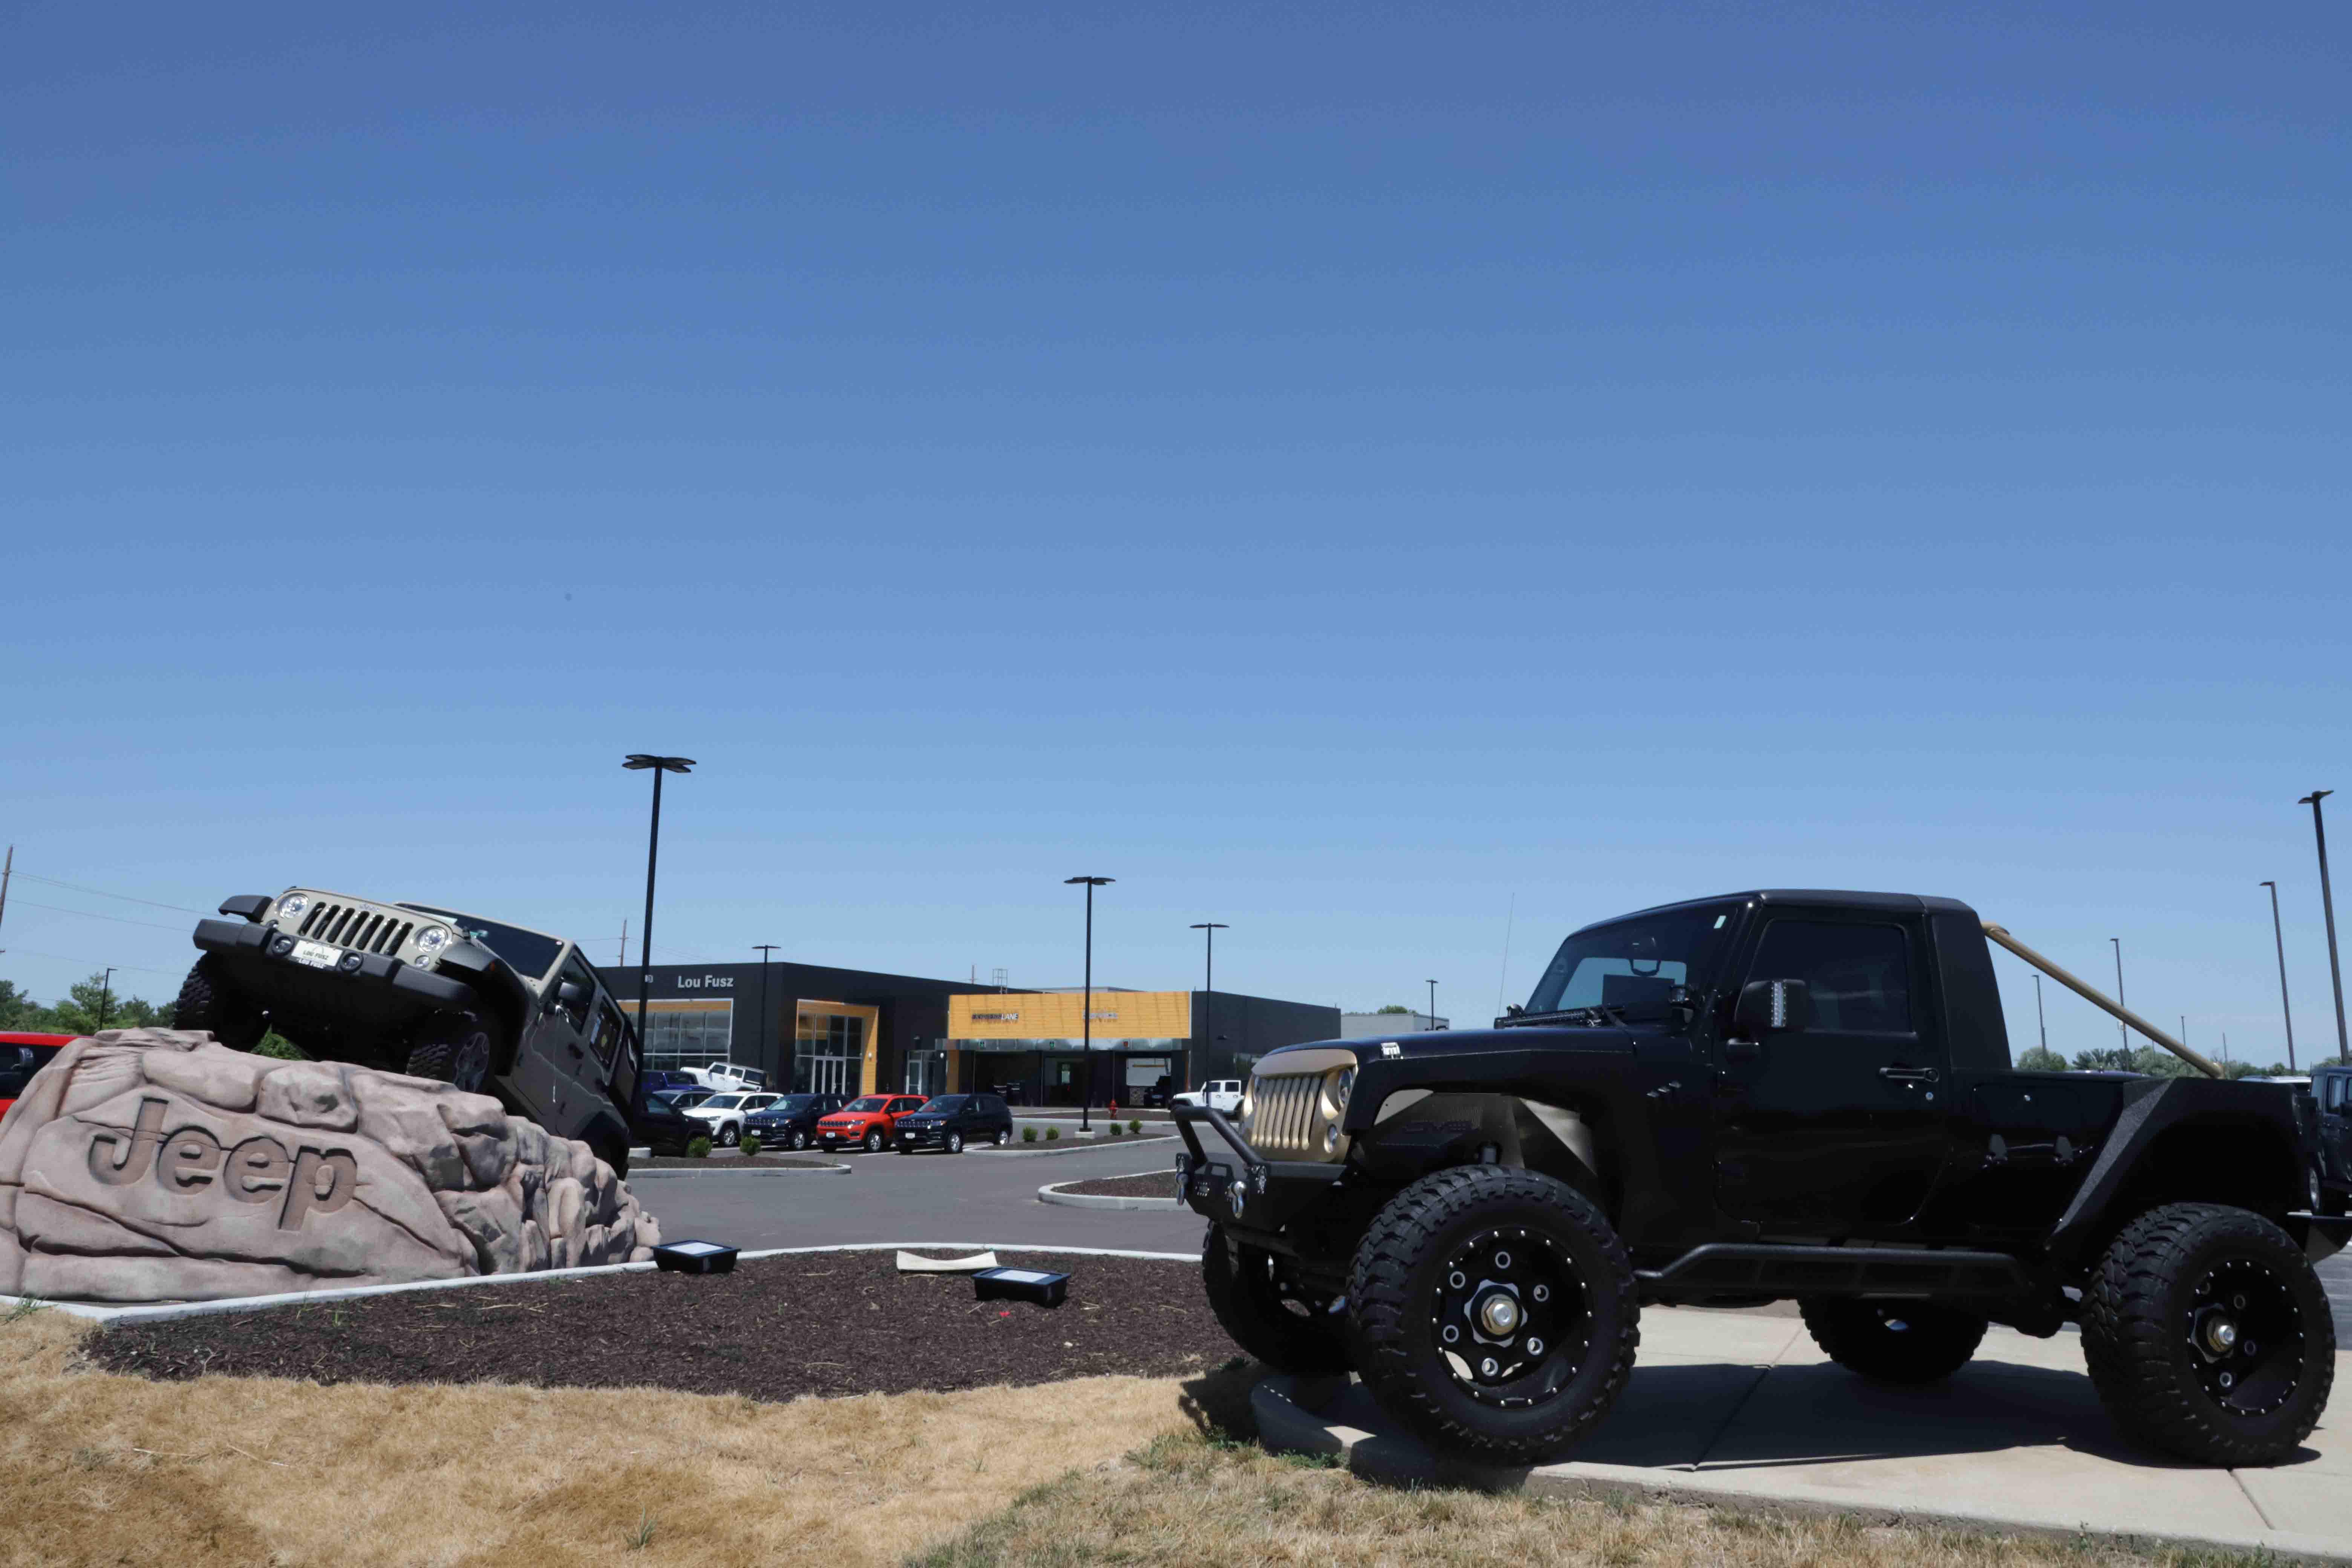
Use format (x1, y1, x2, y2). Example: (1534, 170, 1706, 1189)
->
(0, 1033, 74, 1123)
(815, 1094, 927, 1153)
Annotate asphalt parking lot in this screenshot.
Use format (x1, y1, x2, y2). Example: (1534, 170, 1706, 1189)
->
(637, 1136, 1205, 1254)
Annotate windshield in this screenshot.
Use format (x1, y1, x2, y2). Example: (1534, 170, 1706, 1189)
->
(768, 1096, 820, 1111)
(1524, 903, 1737, 1018)
(845, 1096, 889, 1112)
(919, 1096, 967, 1113)
(407, 907, 566, 982)
(703, 1094, 745, 1110)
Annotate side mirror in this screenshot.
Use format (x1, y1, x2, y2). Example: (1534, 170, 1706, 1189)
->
(555, 980, 587, 1011)
(1733, 978, 1812, 1037)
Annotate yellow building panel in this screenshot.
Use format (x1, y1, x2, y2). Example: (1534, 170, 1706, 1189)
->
(950, 991, 1192, 1041)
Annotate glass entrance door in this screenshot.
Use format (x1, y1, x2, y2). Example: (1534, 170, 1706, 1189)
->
(795, 1008, 870, 1096)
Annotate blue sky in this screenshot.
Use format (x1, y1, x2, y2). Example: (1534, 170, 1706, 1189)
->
(4, 2, 2347, 1063)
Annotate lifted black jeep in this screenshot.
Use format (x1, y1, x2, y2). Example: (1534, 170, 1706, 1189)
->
(1175, 890, 2347, 1467)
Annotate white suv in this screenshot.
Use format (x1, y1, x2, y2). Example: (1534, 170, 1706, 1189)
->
(685, 1091, 780, 1147)
(1172, 1079, 1244, 1114)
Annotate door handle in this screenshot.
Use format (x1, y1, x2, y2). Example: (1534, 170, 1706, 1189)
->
(1724, 1039, 1761, 1062)
(1879, 1064, 1938, 1083)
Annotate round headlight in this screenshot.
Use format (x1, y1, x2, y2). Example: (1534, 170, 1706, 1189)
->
(415, 925, 450, 954)
(278, 894, 309, 919)
(1334, 1067, 1356, 1106)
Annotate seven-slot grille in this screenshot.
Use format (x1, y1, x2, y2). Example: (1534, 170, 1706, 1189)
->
(294, 901, 416, 957)
(1246, 1071, 1333, 1161)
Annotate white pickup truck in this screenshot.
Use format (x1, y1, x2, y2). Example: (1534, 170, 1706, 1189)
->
(1171, 1078, 1244, 1114)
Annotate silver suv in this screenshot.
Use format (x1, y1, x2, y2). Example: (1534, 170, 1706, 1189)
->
(175, 888, 642, 1171)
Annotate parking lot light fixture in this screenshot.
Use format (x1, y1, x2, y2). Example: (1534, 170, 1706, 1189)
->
(1066, 877, 1113, 1133)
(2301, 791, 2349, 1066)
(1427, 979, 1438, 1031)
(1190, 923, 1227, 1094)
(754, 944, 779, 1080)
(2262, 880, 2298, 1072)
(623, 754, 696, 1087)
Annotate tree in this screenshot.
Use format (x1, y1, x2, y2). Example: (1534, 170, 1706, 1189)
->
(2015, 1045, 2067, 1072)
(1374, 1004, 1413, 1015)
(14, 972, 173, 1036)
(0, 979, 41, 1031)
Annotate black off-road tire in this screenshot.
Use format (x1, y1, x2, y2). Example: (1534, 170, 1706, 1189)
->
(171, 956, 266, 1050)
(403, 1011, 499, 1093)
(1348, 1165, 1639, 1465)
(1801, 1298, 1987, 1383)
(1201, 1226, 1354, 1377)
(2081, 1203, 2335, 1466)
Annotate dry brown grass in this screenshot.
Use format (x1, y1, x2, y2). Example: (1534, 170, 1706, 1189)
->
(0, 1300, 2274, 1568)
(0, 1302, 1231, 1567)
(915, 1424, 2277, 1568)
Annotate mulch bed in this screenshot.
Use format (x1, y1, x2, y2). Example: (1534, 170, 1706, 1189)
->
(87, 1251, 1239, 1403)
(1057, 1171, 1181, 1199)
(631, 1153, 838, 1170)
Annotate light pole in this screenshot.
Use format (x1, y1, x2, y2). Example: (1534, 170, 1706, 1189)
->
(1066, 876, 1113, 1133)
(1189, 922, 1227, 1094)
(2262, 880, 2298, 1072)
(2032, 972, 2048, 1057)
(1427, 978, 1439, 1031)
(623, 754, 695, 1093)
(2110, 938, 2128, 1068)
(96, 966, 115, 1032)
(2301, 791, 2349, 1066)
(753, 944, 779, 1085)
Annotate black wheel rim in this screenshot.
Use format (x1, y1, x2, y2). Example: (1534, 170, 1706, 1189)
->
(452, 1032, 491, 1093)
(1429, 1226, 1592, 1409)
(2187, 1256, 2304, 1417)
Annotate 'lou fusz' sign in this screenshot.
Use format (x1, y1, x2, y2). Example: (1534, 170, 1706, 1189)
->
(86, 1097, 359, 1231)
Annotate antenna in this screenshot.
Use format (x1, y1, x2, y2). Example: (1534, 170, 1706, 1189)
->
(1495, 893, 1516, 1016)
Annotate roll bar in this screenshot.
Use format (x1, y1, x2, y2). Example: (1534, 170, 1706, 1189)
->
(1981, 921, 2225, 1080)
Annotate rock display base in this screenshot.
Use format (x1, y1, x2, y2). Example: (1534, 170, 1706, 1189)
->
(0, 1029, 662, 1303)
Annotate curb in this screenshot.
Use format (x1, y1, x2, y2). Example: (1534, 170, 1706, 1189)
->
(2, 1240, 1204, 1326)
(1038, 1173, 1184, 1211)
(628, 1162, 851, 1178)
(1250, 1376, 2352, 1567)
(974, 1135, 1178, 1159)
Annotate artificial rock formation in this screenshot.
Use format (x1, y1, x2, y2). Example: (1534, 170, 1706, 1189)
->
(0, 1029, 662, 1303)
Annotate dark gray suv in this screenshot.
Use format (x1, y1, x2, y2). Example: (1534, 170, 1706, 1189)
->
(892, 1093, 1014, 1154)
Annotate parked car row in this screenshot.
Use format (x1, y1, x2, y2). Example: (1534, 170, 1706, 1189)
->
(631, 1086, 1020, 1156)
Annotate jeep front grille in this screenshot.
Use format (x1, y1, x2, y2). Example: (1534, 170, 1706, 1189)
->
(296, 901, 415, 957)
(1246, 1073, 1330, 1162)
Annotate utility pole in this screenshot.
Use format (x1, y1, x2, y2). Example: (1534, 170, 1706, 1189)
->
(619, 918, 628, 971)
(1066, 876, 1113, 1133)
(2300, 791, 2349, 1066)
(753, 945, 779, 1084)
(2111, 938, 2129, 1068)
(0, 845, 13, 948)
(2263, 880, 2298, 1072)
(2032, 972, 2049, 1057)
(1427, 978, 1439, 1031)
(96, 967, 115, 1032)
(1190, 922, 1227, 1094)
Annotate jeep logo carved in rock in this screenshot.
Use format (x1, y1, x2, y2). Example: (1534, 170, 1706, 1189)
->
(87, 1096, 358, 1231)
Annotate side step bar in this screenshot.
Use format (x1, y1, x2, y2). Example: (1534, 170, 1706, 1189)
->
(1638, 1244, 2037, 1302)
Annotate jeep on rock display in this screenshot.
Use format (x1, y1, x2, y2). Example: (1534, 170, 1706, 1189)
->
(173, 889, 641, 1173)
(1175, 889, 2350, 1469)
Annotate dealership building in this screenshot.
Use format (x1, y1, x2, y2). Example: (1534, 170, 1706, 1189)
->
(606, 959, 1338, 1107)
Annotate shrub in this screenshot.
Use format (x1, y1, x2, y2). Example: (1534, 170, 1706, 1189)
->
(1022, 1126, 1038, 1143)
(1105, 1124, 1120, 1137)
(739, 1133, 762, 1158)
(686, 1135, 712, 1159)
(1046, 1127, 1060, 1142)
(1129, 1119, 1141, 1134)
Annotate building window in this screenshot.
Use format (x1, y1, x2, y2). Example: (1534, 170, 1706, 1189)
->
(639, 1000, 734, 1072)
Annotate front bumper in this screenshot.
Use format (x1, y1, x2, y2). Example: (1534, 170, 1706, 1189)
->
(194, 916, 473, 1022)
(1171, 1104, 1348, 1238)
(895, 1125, 958, 1146)
(818, 1125, 878, 1145)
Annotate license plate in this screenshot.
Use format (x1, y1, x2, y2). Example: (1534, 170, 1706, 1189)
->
(290, 939, 342, 970)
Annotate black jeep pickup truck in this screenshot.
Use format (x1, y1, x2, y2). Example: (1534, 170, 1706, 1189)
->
(1174, 890, 2345, 1468)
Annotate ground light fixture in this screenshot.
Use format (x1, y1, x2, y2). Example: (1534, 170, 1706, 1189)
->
(623, 754, 695, 1085)
(651, 1240, 739, 1275)
(972, 1265, 1069, 1308)
(1066, 876, 1112, 1133)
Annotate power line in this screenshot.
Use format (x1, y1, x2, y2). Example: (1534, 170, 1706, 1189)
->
(2, 949, 181, 978)
(11, 871, 207, 916)
(6, 899, 192, 933)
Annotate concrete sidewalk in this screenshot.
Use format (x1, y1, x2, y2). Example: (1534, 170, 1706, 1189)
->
(1256, 1308, 2352, 1563)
